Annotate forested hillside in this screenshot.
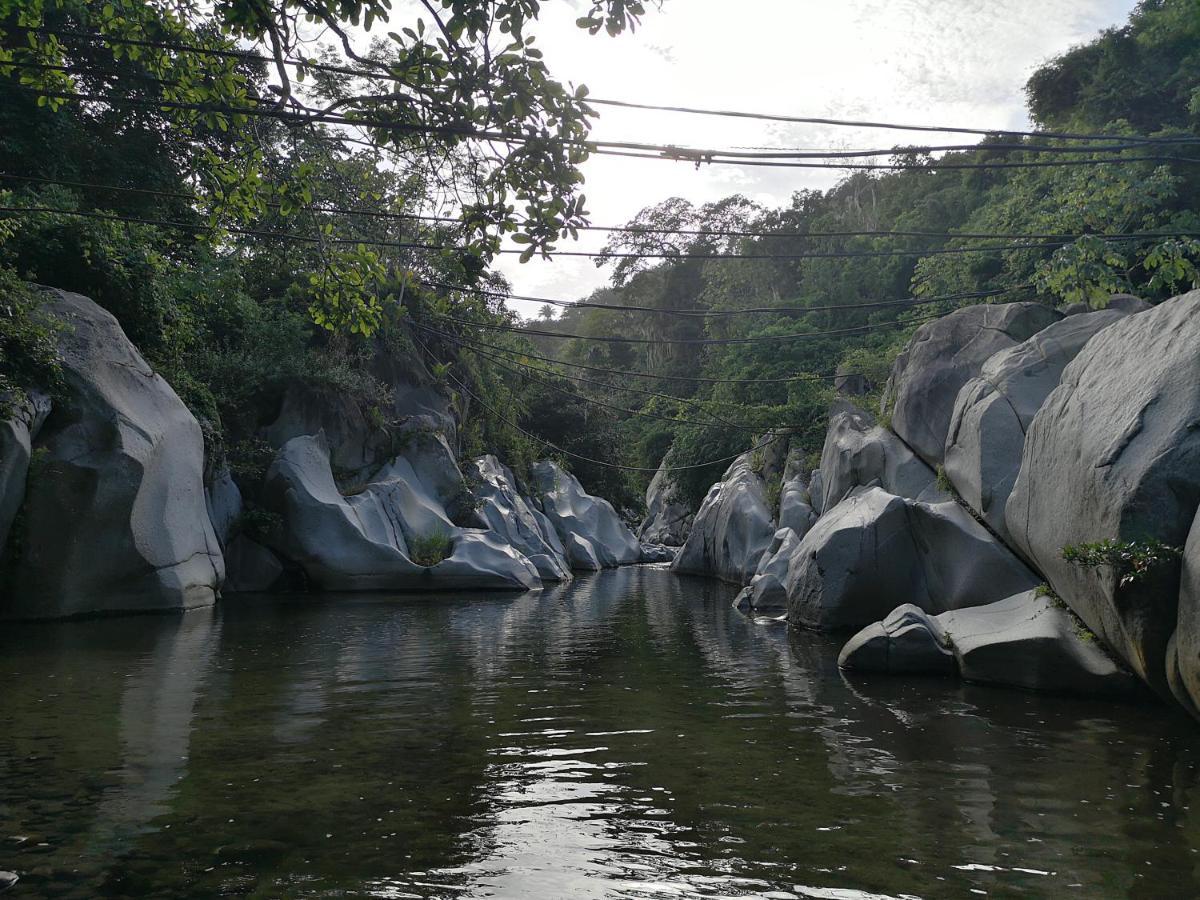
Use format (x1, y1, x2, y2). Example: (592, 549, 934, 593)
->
(495, 0, 1200, 508)
(1, 0, 1198, 518)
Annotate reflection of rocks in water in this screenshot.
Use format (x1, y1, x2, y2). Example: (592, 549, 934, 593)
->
(90, 607, 217, 853)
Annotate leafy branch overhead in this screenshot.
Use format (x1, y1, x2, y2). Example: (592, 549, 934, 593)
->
(0, 0, 654, 332)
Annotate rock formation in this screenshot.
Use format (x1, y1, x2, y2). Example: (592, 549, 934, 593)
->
(530, 460, 642, 570)
(1, 290, 224, 619)
(883, 301, 1060, 467)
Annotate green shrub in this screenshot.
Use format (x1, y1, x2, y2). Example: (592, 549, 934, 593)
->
(408, 531, 453, 567)
(1061, 539, 1183, 587)
(0, 273, 62, 418)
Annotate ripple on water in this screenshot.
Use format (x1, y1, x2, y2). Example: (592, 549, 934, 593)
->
(1, 569, 1199, 898)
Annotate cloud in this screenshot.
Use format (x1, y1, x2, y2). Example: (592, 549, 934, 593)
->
(494, 0, 1139, 314)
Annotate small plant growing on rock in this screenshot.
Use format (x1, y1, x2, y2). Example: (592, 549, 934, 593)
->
(1061, 539, 1182, 587)
(409, 532, 453, 567)
(935, 465, 953, 494)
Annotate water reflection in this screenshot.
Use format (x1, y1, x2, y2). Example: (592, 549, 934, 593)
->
(1, 568, 1199, 897)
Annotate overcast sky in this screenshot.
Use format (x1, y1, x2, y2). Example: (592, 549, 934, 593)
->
(487, 0, 1138, 316)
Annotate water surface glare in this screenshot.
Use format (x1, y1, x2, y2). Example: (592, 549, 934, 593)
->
(2, 567, 1199, 897)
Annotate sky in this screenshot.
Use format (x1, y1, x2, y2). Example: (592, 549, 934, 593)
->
(487, 0, 1139, 316)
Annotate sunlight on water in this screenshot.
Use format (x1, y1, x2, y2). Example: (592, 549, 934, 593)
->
(1, 567, 1199, 897)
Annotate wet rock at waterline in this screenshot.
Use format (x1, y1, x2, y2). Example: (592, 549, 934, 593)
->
(639, 543, 676, 564)
(836, 604, 956, 675)
(223, 535, 285, 593)
(0, 389, 50, 550)
(473, 455, 572, 582)
(883, 301, 1061, 468)
(819, 402, 947, 511)
(672, 452, 777, 585)
(840, 591, 1139, 697)
(531, 461, 641, 571)
(786, 487, 1039, 632)
(1006, 290, 1200, 699)
(263, 434, 540, 591)
(944, 308, 1130, 541)
(638, 457, 693, 547)
(1, 290, 223, 619)
(1170, 511, 1200, 714)
(734, 527, 803, 614)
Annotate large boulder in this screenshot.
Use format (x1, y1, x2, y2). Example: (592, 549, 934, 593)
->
(0, 390, 50, 550)
(223, 535, 285, 593)
(840, 592, 1138, 697)
(671, 453, 777, 585)
(787, 487, 1039, 632)
(264, 434, 539, 591)
(638, 457, 693, 546)
(883, 301, 1060, 467)
(733, 527, 802, 613)
(1170, 510, 1200, 714)
(1006, 291, 1200, 698)
(473, 455, 572, 582)
(819, 402, 946, 510)
(944, 309, 1129, 540)
(204, 465, 243, 550)
(531, 461, 641, 570)
(1, 290, 223, 619)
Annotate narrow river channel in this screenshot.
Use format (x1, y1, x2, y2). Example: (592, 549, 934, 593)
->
(2, 566, 1198, 898)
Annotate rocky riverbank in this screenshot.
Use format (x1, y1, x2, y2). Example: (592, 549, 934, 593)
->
(667, 290, 1200, 718)
(0, 288, 664, 620)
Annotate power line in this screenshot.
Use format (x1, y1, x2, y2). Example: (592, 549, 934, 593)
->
(11, 84, 1200, 173)
(9, 172, 1200, 246)
(416, 320, 806, 421)
(428, 308, 945, 345)
(419, 279, 1022, 317)
(452, 338, 766, 433)
(412, 331, 787, 474)
(6, 204, 1181, 264)
(415, 324, 880, 386)
(25, 26, 1200, 147)
(584, 97, 1195, 145)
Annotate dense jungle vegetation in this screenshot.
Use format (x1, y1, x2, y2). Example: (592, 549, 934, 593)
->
(1, 0, 1198, 514)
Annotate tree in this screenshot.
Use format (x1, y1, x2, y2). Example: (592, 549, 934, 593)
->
(0, 0, 655, 331)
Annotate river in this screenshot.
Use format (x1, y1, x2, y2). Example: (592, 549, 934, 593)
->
(1, 566, 1198, 898)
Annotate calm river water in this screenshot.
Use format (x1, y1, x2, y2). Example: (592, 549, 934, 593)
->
(2, 566, 1199, 898)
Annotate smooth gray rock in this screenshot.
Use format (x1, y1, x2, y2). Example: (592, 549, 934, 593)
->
(1006, 290, 1200, 698)
(0, 389, 50, 550)
(1061, 302, 1091, 316)
(838, 604, 956, 675)
(737, 527, 802, 613)
(841, 592, 1137, 696)
(205, 465, 243, 550)
(1106, 293, 1152, 314)
(941, 591, 1137, 695)
(778, 477, 817, 539)
(819, 403, 946, 510)
(944, 309, 1128, 540)
(3, 290, 223, 619)
(883, 301, 1061, 467)
(473, 455, 572, 582)
(1168, 506, 1200, 715)
(638, 457, 693, 546)
(265, 434, 540, 591)
(639, 543, 676, 564)
(787, 487, 1039, 631)
(809, 469, 825, 516)
(671, 453, 777, 585)
(531, 461, 642, 570)
(224, 534, 284, 593)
